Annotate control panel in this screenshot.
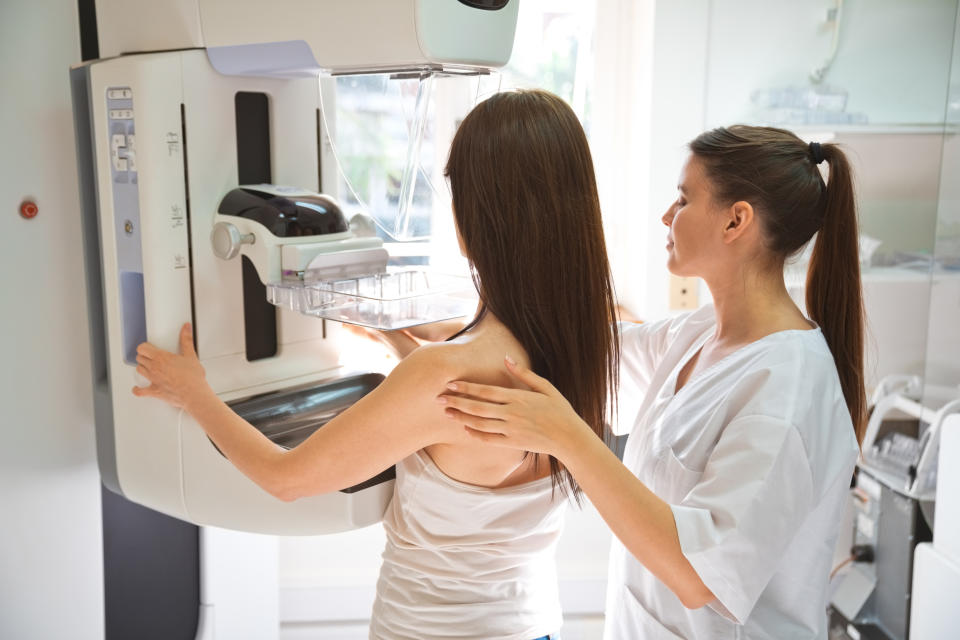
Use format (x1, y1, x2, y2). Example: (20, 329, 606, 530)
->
(106, 86, 146, 364)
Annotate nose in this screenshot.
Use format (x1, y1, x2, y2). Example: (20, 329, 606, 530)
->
(661, 203, 676, 227)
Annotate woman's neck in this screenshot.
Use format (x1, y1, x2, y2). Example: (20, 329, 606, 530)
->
(703, 264, 810, 345)
(476, 308, 515, 336)
(453, 306, 508, 341)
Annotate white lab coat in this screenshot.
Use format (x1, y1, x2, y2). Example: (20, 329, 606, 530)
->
(604, 305, 859, 640)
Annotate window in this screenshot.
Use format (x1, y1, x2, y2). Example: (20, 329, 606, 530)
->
(321, 0, 597, 273)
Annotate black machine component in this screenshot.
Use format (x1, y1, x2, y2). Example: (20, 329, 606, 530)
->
(233, 92, 279, 361)
(101, 487, 200, 640)
(457, 0, 511, 10)
(235, 92, 272, 186)
(241, 255, 277, 361)
(218, 187, 348, 237)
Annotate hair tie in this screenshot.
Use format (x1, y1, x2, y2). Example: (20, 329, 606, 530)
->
(809, 142, 825, 165)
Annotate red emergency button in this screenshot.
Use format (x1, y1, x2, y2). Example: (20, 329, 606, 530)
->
(20, 201, 39, 219)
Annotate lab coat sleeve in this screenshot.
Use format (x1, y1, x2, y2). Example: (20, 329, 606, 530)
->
(670, 415, 814, 624)
(615, 318, 678, 435)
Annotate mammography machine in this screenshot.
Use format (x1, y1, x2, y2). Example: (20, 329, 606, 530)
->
(72, 0, 517, 535)
(71, 3, 518, 637)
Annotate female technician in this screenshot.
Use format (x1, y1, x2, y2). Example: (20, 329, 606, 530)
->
(439, 125, 864, 639)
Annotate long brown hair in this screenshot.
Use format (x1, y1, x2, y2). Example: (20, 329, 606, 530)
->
(445, 89, 619, 497)
(689, 126, 866, 444)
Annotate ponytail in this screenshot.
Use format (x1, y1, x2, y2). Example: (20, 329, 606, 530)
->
(805, 146, 867, 444)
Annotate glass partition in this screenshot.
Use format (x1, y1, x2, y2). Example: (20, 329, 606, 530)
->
(922, 7, 960, 411)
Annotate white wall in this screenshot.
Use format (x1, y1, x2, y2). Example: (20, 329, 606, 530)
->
(0, 1, 104, 639)
(647, 0, 712, 319)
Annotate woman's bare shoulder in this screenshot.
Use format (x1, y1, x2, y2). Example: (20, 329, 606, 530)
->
(387, 340, 470, 383)
(389, 331, 521, 386)
(418, 333, 529, 387)
(396, 340, 480, 381)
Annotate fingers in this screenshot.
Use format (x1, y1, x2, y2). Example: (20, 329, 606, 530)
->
(180, 323, 196, 357)
(442, 407, 505, 434)
(131, 384, 157, 398)
(443, 380, 514, 403)
(136, 342, 160, 359)
(462, 426, 510, 446)
(437, 393, 505, 419)
(503, 355, 556, 395)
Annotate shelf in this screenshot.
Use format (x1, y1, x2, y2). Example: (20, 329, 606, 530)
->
(267, 267, 477, 330)
(786, 123, 958, 136)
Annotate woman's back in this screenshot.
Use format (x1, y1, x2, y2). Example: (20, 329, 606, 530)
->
(422, 318, 549, 488)
(370, 317, 567, 640)
(371, 453, 565, 640)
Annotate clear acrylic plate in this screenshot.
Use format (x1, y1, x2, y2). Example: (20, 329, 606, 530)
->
(267, 268, 477, 330)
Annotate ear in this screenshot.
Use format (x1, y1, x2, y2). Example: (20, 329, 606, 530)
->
(721, 201, 754, 244)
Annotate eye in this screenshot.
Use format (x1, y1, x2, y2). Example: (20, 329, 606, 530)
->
(676, 197, 687, 208)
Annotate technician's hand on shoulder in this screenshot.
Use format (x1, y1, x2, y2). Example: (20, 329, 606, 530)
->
(132, 323, 211, 410)
(438, 355, 594, 459)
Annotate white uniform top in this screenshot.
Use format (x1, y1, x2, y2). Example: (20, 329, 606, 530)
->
(605, 305, 859, 640)
(371, 450, 566, 640)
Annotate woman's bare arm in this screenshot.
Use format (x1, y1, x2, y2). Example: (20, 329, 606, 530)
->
(133, 323, 454, 501)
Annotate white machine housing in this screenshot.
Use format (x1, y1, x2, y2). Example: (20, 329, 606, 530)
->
(72, 1, 518, 535)
(910, 415, 960, 639)
(95, 0, 518, 77)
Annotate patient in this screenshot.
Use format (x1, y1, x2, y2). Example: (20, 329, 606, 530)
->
(132, 89, 619, 640)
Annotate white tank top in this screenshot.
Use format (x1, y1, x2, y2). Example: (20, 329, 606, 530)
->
(369, 450, 567, 640)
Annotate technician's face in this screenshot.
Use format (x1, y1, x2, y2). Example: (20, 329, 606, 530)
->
(661, 155, 725, 277)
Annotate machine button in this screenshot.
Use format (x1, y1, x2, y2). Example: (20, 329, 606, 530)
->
(114, 156, 128, 172)
(126, 134, 135, 151)
(127, 152, 137, 172)
(112, 134, 126, 151)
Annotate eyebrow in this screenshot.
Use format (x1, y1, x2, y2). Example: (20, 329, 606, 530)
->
(677, 184, 688, 193)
